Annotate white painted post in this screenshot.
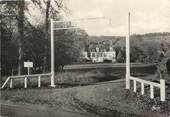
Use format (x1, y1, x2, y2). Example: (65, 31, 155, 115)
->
(24, 77, 27, 88)
(50, 19, 55, 87)
(38, 76, 41, 87)
(141, 82, 144, 95)
(126, 12, 130, 89)
(10, 78, 13, 88)
(160, 79, 166, 101)
(134, 80, 136, 92)
(150, 85, 154, 99)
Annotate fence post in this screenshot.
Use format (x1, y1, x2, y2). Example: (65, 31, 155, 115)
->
(10, 78, 13, 88)
(24, 77, 27, 88)
(134, 80, 136, 92)
(38, 76, 41, 87)
(160, 79, 166, 101)
(150, 85, 154, 99)
(141, 82, 144, 95)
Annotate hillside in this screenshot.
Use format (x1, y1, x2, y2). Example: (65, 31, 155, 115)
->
(88, 32, 170, 46)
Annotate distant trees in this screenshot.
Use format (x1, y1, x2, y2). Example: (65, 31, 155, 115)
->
(116, 47, 125, 63)
(116, 45, 145, 63)
(53, 29, 88, 71)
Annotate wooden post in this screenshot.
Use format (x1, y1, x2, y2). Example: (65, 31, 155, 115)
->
(126, 12, 130, 89)
(150, 85, 154, 99)
(28, 67, 30, 75)
(24, 77, 27, 88)
(38, 76, 41, 87)
(160, 79, 166, 101)
(141, 82, 144, 95)
(134, 80, 136, 92)
(10, 78, 13, 88)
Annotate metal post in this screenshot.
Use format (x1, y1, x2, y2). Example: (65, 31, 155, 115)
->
(28, 67, 30, 75)
(12, 69, 14, 76)
(126, 12, 130, 89)
(160, 79, 166, 101)
(50, 19, 55, 87)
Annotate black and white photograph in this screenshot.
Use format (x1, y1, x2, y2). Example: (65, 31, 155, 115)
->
(0, 0, 170, 117)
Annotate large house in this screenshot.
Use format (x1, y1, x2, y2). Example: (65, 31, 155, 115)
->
(80, 45, 116, 63)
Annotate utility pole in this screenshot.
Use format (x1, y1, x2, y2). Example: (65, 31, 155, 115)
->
(126, 12, 130, 89)
(50, 19, 55, 87)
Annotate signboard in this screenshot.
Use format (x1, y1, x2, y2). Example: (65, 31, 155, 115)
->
(24, 62, 33, 68)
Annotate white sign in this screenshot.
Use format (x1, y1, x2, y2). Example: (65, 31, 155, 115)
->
(24, 62, 33, 68)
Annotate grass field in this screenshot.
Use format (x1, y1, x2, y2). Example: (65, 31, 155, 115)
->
(1, 63, 157, 89)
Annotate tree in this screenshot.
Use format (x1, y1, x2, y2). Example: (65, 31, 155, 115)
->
(116, 47, 126, 63)
(1, 19, 18, 76)
(17, 0, 25, 75)
(1, 1, 19, 75)
(130, 45, 146, 63)
(52, 29, 88, 71)
(31, 0, 69, 72)
(1, 0, 26, 75)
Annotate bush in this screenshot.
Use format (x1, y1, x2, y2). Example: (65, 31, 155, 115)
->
(55, 72, 97, 85)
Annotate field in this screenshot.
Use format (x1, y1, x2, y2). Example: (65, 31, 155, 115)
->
(1, 63, 157, 89)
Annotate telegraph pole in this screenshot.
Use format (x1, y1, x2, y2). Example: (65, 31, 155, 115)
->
(50, 19, 55, 87)
(126, 12, 130, 89)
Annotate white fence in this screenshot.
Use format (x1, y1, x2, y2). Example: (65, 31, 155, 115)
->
(129, 76, 166, 101)
(1, 73, 51, 89)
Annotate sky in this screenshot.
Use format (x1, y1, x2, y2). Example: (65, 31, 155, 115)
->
(65, 0, 170, 36)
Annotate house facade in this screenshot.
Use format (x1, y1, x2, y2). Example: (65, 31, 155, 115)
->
(80, 46, 116, 63)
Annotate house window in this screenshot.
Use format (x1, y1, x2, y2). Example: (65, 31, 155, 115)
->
(100, 53, 103, 57)
(92, 53, 95, 57)
(97, 53, 100, 57)
(104, 53, 107, 57)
